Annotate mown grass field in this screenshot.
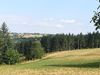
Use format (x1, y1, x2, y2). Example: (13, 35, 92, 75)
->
(0, 48, 100, 75)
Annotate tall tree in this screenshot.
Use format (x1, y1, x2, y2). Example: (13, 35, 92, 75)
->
(32, 41, 45, 59)
(1, 22, 9, 52)
(0, 22, 14, 64)
(1, 22, 13, 49)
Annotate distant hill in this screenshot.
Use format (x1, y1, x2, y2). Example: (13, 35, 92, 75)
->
(9, 33, 47, 38)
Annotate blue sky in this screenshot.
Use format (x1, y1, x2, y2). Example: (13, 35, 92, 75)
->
(0, 0, 99, 34)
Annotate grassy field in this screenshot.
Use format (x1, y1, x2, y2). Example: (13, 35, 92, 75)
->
(0, 48, 100, 75)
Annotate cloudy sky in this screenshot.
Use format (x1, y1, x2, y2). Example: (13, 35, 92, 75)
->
(0, 0, 99, 34)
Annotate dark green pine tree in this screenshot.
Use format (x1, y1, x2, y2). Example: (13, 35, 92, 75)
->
(1, 22, 12, 52)
(0, 22, 14, 63)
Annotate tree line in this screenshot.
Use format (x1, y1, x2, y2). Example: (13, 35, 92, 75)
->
(41, 32, 100, 52)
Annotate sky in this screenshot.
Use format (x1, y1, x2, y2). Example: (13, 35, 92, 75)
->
(0, 0, 99, 34)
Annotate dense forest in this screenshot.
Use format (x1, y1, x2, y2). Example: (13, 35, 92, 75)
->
(41, 32, 100, 52)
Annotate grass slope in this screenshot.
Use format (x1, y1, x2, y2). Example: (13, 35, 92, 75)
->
(0, 48, 100, 75)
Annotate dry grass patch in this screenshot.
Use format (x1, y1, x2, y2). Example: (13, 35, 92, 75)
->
(0, 68, 100, 75)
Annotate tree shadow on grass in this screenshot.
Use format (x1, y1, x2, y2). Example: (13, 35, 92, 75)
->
(44, 62, 100, 68)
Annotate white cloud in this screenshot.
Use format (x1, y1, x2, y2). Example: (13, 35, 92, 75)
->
(0, 16, 88, 34)
(60, 19, 76, 24)
(55, 24, 64, 28)
(37, 18, 79, 28)
(43, 18, 54, 21)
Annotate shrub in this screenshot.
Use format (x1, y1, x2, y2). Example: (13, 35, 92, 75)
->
(33, 47, 45, 59)
(4, 48, 20, 65)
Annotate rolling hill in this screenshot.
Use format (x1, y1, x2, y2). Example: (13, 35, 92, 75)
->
(0, 48, 100, 75)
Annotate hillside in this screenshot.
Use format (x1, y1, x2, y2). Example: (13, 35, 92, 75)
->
(0, 48, 100, 75)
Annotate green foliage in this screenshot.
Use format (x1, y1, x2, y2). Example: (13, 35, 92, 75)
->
(33, 46, 44, 59)
(41, 35, 52, 52)
(41, 32, 100, 52)
(15, 38, 45, 60)
(25, 48, 34, 60)
(0, 22, 20, 65)
(91, 1, 100, 30)
(0, 22, 13, 52)
(23, 41, 45, 60)
(32, 41, 45, 59)
(4, 48, 20, 65)
(91, 11, 100, 30)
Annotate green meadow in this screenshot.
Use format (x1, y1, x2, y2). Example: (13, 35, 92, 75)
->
(0, 48, 100, 75)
